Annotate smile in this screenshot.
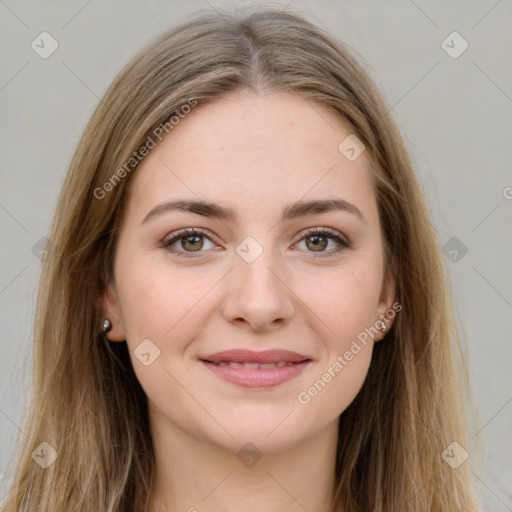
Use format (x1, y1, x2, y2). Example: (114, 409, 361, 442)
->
(200, 359, 311, 388)
(208, 360, 296, 368)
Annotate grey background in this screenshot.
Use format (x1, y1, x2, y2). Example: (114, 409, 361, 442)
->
(0, 0, 511, 509)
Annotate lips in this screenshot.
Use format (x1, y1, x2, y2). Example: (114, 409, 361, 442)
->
(200, 349, 311, 365)
(209, 361, 295, 369)
(199, 349, 312, 388)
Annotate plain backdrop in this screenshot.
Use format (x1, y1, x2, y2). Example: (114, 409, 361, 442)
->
(0, 0, 511, 509)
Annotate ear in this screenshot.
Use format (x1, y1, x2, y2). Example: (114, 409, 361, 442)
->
(98, 281, 126, 342)
(375, 264, 398, 342)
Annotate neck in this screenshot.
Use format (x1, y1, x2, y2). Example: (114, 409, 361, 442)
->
(146, 416, 339, 512)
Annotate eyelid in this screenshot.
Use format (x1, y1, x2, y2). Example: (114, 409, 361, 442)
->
(161, 228, 217, 254)
(292, 227, 351, 257)
(294, 226, 349, 245)
(161, 227, 214, 245)
(161, 226, 351, 258)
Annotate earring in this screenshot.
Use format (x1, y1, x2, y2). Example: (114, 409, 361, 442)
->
(102, 319, 112, 333)
(380, 320, 386, 332)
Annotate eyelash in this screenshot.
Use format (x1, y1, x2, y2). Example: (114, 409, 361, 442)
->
(161, 227, 351, 259)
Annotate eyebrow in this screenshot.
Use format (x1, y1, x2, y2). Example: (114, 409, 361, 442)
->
(141, 198, 367, 225)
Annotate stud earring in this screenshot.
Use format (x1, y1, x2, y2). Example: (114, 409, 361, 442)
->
(102, 319, 112, 333)
(380, 320, 386, 332)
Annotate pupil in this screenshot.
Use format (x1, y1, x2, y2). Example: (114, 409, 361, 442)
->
(183, 235, 202, 251)
(308, 235, 327, 251)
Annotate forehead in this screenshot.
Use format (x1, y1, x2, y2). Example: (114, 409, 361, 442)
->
(124, 91, 378, 227)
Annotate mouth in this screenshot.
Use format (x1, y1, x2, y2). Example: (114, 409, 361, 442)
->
(199, 349, 312, 388)
(201, 360, 301, 369)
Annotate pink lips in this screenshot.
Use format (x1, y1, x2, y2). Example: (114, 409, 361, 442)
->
(200, 349, 311, 388)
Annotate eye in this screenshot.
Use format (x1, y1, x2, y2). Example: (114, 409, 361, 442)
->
(162, 227, 351, 259)
(293, 227, 351, 257)
(161, 228, 217, 258)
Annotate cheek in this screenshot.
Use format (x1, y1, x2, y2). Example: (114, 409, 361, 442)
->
(293, 267, 379, 411)
(315, 342, 373, 416)
(114, 264, 215, 400)
(115, 254, 221, 350)
(299, 264, 382, 344)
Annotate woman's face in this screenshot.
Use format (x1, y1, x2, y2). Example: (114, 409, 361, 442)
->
(103, 90, 395, 452)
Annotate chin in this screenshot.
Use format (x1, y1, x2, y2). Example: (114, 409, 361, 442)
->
(205, 417, 311, 455)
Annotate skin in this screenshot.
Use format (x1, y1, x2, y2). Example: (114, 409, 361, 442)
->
(101, 90, 396, 512)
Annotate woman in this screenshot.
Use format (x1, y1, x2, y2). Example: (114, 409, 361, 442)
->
(1, 7, 480, 511)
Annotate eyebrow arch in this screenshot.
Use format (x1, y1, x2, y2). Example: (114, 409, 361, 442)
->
(141, 198, 366, 226)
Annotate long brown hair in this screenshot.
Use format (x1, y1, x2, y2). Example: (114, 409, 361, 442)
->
(2, 6, 480, 511)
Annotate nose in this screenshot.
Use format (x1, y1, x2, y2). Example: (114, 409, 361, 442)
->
(221, 246, 296, 332)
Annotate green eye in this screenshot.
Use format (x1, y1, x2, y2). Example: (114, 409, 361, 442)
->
(162, 228, 215, 257)
(162, 227, 351, 259)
